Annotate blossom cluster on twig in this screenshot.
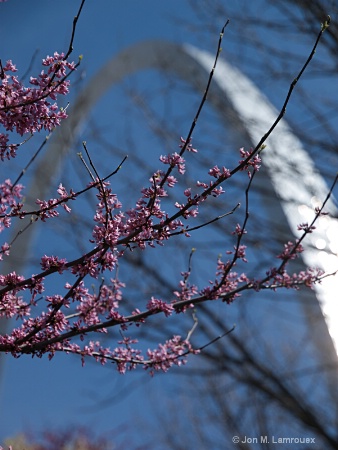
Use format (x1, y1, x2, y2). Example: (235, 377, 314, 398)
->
(0, 1, 334, 374)
(0, 136, 333, 374)
(0, 53, 78, 160)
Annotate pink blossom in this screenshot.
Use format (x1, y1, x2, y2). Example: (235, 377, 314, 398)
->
(0, 178, 24, 232)
(232, 224, 247, 236)
(160, 152, 186, 174)
(179, 136, 198, 153)
(208, 165, 231, 179)
(41, 255, 68, 273)
(277, 240, 304, 260)
(146, 335, 200, 375)
(238, 147, 261, 175)
(147, 297, 174, 317)
(0, 54, 76, 160)
(297, 222, 316, 233)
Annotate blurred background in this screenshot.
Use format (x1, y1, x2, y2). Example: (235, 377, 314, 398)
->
(0, 1, 338, 448)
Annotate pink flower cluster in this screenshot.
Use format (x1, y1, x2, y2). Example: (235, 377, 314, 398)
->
(0, 53, 76, 160)
(62, 334, 199, 376)
(0, 14, 328, 376)
(263, 267, 324, 290)
(239, 147, 262, 176)
(0, 137, 327, 374)
(277, 240, 304, 261)
(0, 178, 24, 236)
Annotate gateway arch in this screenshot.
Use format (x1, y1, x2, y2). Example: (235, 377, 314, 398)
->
(1, 41, 338, 386)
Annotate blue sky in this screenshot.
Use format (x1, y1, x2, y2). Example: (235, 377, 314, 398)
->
(0, 1, 197, 74)
(0, 1, 337, 447)
(0, 1, 213, 444)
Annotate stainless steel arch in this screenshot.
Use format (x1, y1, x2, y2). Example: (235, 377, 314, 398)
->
(2, 41, 338, 383)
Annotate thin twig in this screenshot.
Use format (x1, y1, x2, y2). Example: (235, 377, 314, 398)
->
(198, 325, 236, 352)
(64, 0, 87, 60)
(152, 19, 330, 230)
(219, 169, 256, 285)
(153, 20, 230, 195)
(164, 203, 241, 236)
(0, 155, 128, 220)
(186, 311, 199, 342)
(20, 49, 40, 83)
(230, 15, 331, 176)
(82, 141, 114, 226)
